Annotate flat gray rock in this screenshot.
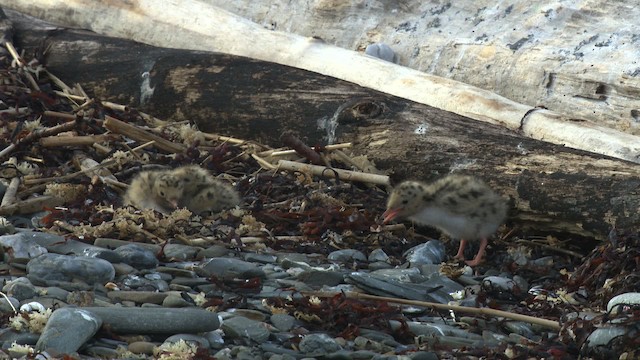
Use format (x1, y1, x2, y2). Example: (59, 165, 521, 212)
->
(35, 308, 102, 353)
(114, 244, 159, 269)
(299, 333, 342, 354)
(221, 316, 270, 343)
(162, 244, 200, 261)
(26, 253, 115, 287)
(2, 277, 37, 301)
(82, 307, 221, 334)
(202, 257, 265, 279)
(0, 232, 48, 261)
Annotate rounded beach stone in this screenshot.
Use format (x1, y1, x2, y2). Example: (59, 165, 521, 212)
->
(3, 277, 37, 301)
(82, 307, 221, 334)
(26, 253, 115, 286)
(114, 244, 159, 269)
(128, 341, 157, 355)
(299, 333, 342, 354)
(35, 308, 102, 354)
(221, 316, 270, 343)
(202, 258, 265, 279)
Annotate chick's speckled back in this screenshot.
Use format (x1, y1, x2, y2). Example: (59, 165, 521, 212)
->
(386, 175, 507, 240)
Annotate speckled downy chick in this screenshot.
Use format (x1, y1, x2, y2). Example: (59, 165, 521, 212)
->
(383, 175, 507, 266)
(170, 165, 241, 214)
(123, 170, 184, 214)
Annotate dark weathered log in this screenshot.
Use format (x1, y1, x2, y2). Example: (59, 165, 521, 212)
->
(9, 12, 640, 240)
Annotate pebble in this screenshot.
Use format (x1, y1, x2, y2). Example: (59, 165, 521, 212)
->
(81, 307, 221, 334)
(164, 333, 210, 348)
(606, 292, 640, 313)
(0, 212, 598, 359)
(299, 333, 343, 354)
(270, 313, 297, 332)
(26, 253, 115, 289)
(114, 244, 159, 269)
(0, 232, 48, 261)
(364, 42, 399, 64)
(163, 244, 200, 261)
(128, 341, 156, 355)
(221, 316, 270, 343)
(3, 277, 38, 301)
(327, 249, 367, 263)
(35, 308, 102, 353)
(202, 257, 266, 279)
(404, 240, 446, 265)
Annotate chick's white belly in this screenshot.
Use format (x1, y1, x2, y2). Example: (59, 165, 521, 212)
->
(408, 206, 497, 240)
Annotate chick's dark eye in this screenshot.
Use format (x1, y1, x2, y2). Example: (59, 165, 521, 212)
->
(160, 191, 165, 196)
(402, 200, 408, 204)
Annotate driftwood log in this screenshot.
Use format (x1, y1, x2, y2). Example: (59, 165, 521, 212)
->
(8, 12, 640, 241)
(4, 3, 640, 166)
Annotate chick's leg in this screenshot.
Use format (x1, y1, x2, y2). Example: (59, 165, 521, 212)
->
(454, 239, 468, 260)
(464, 238, 488, 267)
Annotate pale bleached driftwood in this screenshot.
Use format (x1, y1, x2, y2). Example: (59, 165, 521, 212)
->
(3, 3, 640, 164)
(0, 195, 65, 216)
(202, 1, 640, 136)
(276, 160, 390, 186)
(0, 177, 20, 207)
(103, 116, 186, 154)
(39, 134, 116, 148)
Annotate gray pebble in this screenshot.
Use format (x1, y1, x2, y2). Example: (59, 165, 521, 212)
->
(584, 326, 628, 348)
(0, 329, 39, 346)
(221, 316, 270, 343)
(162, 293, 195, 307)
(35, 308, 102, 353)
(198, 245, 232, 258)
(405, 240, 446, 265)
(3, 277, 37, 301)
(120, 273, 168, 291)
(0, 232, 48, 262)
(128, 341, 157, 355)
(607, 292, 640, 313)
(203, 330, 225, 349)
(0, 296, 19, 313)
(84, 346, 121, 358)
(111, 262, 137, 276)
(164, 333, 210, 348)
(269, 314, 296, 332)
(82, 307, 220, 334)
(299, 333, 342, 354)
(368, 248, 390, 263)
(328, 249, 367, 263)
(409, 351, 439, 360)
(296, 269, 344, 287)
(94, 238, 161, 253)
(503, 321, 536, 339)
(368, 261, 394, 271)
(365, 43, 399, 64)
(163, 244, 200, 261)
(40, 287, 70, 301)
(107, 290, 168, 304)
(27, 253, 115, 287)
(114, 244, 159, 269)
(243, 252, 278, 264)
(202, 257, 265, 279)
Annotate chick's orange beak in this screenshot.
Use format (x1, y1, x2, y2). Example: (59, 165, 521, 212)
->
(382, 208, 401, 224)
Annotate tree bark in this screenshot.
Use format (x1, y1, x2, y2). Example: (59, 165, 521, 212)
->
(8, 12, 640, 240)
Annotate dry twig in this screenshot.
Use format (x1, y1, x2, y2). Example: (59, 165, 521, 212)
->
(277, 160, 389, 186)
(103, 115, 186, 154)
(303, 291, 561, 330)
